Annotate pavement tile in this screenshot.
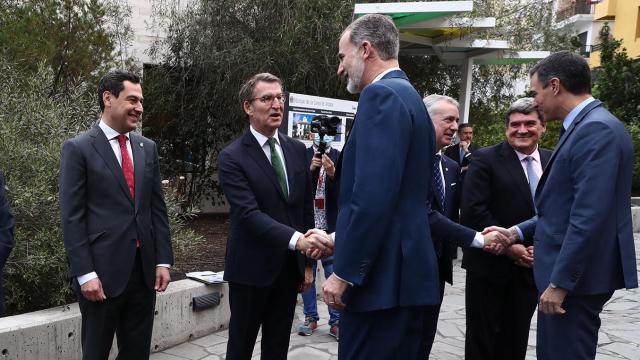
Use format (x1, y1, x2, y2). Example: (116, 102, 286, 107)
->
(190, 334, 228, 348)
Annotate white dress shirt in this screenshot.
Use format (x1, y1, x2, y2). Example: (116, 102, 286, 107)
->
(514, 147, 543, 183)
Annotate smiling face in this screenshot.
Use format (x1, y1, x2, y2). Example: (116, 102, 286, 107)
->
(506, 111, 546, 154)
(102, 80, 143, 133)
(337, 31, 365, 94)
(430, 101, 460, 150)
(243, 81, 284, 137)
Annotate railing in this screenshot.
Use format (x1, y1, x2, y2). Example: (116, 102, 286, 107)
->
(556, 0, 593, 22)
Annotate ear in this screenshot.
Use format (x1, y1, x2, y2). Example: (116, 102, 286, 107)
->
(102, 91, 112, 109)
(243, 100, 253, 117)
(361, 41, 374, 60)
(549, 78, 561, 95)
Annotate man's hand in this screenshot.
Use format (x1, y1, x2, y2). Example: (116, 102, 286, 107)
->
(155, 266, 171, 292)
(506, 244, 534, 268)
(460, 140, 470, 153)
(539, 285, 568, 315)
(299, 265, 314, 293)
(322, 274, 348, 310)
(482, 231, 510, 255)
(310, 156, 322, 172)
(483, 225, 519, 245)
(296, 229, 333, 259)
(322, 155, 336, 179)
(81, 278, 106, 302)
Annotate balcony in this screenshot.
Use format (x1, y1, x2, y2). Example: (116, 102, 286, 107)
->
(556, 0, 594, 23)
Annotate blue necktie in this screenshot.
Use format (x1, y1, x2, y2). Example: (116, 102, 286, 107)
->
(524, 156, 539, 200)
(433, 154, 445, 211)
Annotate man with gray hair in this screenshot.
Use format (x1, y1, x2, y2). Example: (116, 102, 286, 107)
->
(461, 97, 551, 359)
(319, 15, 506, 359)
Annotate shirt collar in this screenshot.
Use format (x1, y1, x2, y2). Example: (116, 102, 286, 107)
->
(250, 125, 279, 147)
(563, 96, 595, 131)
(372, 67, 401, 84)
(99, 119, 129, 141)
(514, 145, 540, 162)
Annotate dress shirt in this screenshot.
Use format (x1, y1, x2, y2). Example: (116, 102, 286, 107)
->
(562, 97, 595, 134)
(78, 120, 169, 287)
(249, 126, 302, 251)
(371, 67, 402, 84)
(514, 147, 543, 183)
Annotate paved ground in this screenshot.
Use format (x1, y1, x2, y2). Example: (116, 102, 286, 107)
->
(152, 234, 640, 359)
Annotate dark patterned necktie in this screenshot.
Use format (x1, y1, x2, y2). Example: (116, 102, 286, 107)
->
(267, 138, 288, 197)
(433, 154, 445, 211)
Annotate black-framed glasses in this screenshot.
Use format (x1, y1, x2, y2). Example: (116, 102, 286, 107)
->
(249, 93, 287, 105)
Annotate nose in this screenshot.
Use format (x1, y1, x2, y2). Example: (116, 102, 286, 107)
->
(136, 102, 143, 114)
(337, 64, 344, 78)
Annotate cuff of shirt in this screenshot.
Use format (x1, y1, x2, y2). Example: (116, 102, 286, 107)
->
(471, 232, 484, 248)
(333, 273, 354, 287)
(289, 231, 303, 250)
(514, 226, 524, 243)
(77, 272, 98, 286)
(157, 264, 171, 268)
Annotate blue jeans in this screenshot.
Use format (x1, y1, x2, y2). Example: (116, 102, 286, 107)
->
(301, 257, 340, 326)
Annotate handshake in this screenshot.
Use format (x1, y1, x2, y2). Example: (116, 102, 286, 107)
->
(481, 226, 520, 255)
(295, 229, 334, 260)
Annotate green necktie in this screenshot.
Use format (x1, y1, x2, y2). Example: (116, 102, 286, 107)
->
(267, 138, 288, 197)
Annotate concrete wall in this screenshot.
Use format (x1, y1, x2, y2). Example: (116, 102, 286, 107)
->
(0, 280, 229, 360)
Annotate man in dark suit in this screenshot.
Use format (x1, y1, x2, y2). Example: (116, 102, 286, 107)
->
(320, 15, 507, 359)
(461, 97, 551, 360)
(60, 70, 174, 359)
(444, 123, 479, 172)
(218, 73, 332, 359)
(298, 135, 341, 339)
(0, 172, 14, 317)
(490, 51, 637, 359)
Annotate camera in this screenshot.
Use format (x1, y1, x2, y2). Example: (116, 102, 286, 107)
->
(310, 115, 340, 156)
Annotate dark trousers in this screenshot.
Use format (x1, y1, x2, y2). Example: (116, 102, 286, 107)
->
(537, 292, 612, 360)
(464, 270, 538, 360)
(77, 251, 156, 360)
(339, 306, 426, 360)
(421, 277, 446, 358)
(226, 255, 300, 360)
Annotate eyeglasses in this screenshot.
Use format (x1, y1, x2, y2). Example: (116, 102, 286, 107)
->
(249, 93, 287, 105)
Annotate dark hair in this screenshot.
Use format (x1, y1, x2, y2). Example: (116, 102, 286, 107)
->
(97, 70, 141, 111)
(238, 72, 283, 106)
(346, 14, 399, 61)
(459, 123, 473, 130)
(529, 51, 591, 95)
(505, 97, 545, 126)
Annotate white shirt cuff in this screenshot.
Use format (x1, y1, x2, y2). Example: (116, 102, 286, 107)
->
(333, 273, 353, 286)
(289, 231, 303, 250)
(77, 272, 98, 286)
(514, 226, 524, 242)
(471, 232, 485, 248)
(157, 264, 171, 268)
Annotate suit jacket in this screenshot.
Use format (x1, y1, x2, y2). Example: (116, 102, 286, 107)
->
(60, 126, 173, 297)
(334, 69, 439, 312)
(444, 142, 479, 167)
(461, 141, 551, 278)
(0, 173, 14, 271)
(305, 147, 340, 233)
(429, 154, 474, 285)
(218, 130, 314, 287)
(518, 100, 638, 294)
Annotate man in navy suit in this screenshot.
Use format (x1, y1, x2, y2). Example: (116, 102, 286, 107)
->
(462, 98, 551, 360)
(60, 70, 173, 359)
(218, 73, 332, 359)
(489, 51, 638, 359)
(0, 172, 14, 317)
(444, 123, 479, 172)
(320, 16, 506, 359)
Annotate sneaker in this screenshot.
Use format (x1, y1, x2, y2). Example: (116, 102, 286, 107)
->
(297, 317, 318, 336)
(329, 322, 339, 342)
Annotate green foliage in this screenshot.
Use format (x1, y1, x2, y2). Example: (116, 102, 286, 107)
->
(0, 0, 136, 95)
(0, 61, 203, 314)
(592, 23, 640, 124)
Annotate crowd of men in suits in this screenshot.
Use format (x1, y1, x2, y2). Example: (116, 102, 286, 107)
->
(0, 11, 636, 360)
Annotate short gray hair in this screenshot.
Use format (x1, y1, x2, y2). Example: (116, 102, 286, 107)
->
(345, 14, 399, 61)
(505, 97, 544, 125)
(423, 94, 459, 118)
(239, 72, 282, 105)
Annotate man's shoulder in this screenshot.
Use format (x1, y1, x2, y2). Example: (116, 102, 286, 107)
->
(441, 154, 460, 171)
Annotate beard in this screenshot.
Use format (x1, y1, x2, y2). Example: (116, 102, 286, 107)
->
(346, 56, 365, 94)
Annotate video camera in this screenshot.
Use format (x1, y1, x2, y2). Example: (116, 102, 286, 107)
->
(310, 115, 341, 156)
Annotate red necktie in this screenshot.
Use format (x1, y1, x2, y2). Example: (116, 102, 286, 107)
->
(117, 134, 135, 199)
(117, 135, 139, 247)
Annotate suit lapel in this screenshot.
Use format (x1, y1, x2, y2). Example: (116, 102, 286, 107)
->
(537, 100, 602, 194)
(130, 133, 146, 213)
(242, 130, 287, 201)
(89, 126, 133, 203)
(499, 141, 535, 212)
